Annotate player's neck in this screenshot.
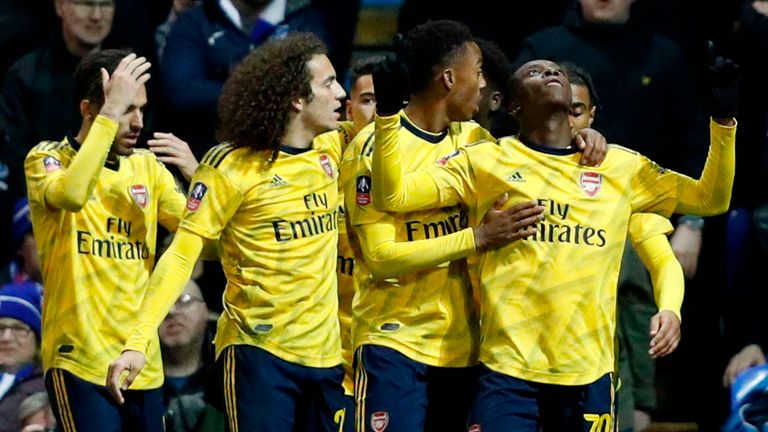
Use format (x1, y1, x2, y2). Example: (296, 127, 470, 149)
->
(518, 111, 572, 149)
(403, 94, 451, 133)
(281, 121, 315, 150)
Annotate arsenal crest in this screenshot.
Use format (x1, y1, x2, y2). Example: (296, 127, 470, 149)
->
(319, 154, 334, 179)
(187, 182, 208, 211)
(356, 175, 371, 206)
(580, 171, 602, 197)
(371, 411, 389, 432)
(129, 184, 148, 208)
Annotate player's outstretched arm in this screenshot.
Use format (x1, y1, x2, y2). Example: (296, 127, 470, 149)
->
(359, 196, 543, 279)
(672, 55, 739, 215)
(107, 228, 205, 404)
(672, 118, 736, 216)
(38, 54, 151, 211)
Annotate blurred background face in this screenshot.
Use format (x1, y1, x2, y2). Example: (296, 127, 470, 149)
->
(346, 74, 376, 134)
(56, 0, 115, 48)
(569, 83, 596, 134)
(579, 0, 635, 24)
(0, 317, 37, 374)
(159, 281, 208, 350)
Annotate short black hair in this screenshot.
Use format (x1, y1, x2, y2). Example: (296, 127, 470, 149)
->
(561, 62, 600, 109)
(476, 39, 512, 98)
(348, 56, 381, 94)
(75, 49, 133, 109)
(403, 20, 474, 93)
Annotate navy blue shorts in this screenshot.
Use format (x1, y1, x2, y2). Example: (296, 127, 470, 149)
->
(45, 368, 164, 432)
(354, 344, 477, 432)
(468, 365, 616, 432)
(219, 344, 346, 432)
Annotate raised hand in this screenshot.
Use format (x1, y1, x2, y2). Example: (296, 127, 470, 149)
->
(100, 53, 151, 121)
(148, 132, 199, 181)
(371, 54, 409, 116)
(708, 42, 740, 121)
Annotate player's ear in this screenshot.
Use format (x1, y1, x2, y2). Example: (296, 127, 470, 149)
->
(292, 97, 305, 112)
(441, 68, 455, 90)
(490, 91, 503, 112)
(80, 100, 95, 121)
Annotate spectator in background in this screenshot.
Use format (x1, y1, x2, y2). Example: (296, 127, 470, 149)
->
(0, 199, 41, 286)
(155, 0, 202, 59)
(155, 0, 358, 159)
(17, 392, 57, 432)
(0, 0, 57, 82)
(160, 280, 222, 432)
(0, 0, 115, 204)
(0, 282, 44, 432)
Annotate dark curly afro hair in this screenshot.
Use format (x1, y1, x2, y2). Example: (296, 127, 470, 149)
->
(217, 32, 327, 152)
(402, 20, 474, 94)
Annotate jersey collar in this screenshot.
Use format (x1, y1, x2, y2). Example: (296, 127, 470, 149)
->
(66, 135, 121, 171)
(517, 134, 579, 156)
(400, 114, 448, 144)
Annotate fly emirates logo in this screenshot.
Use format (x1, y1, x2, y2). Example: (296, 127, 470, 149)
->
(77, 217, 150, 260)
(272, 192, 338, 242)
(523, 198, 607, 248)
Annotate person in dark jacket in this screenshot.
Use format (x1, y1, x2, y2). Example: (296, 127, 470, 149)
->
(0, 0, 115, 204)
(155, 0, 352, 159)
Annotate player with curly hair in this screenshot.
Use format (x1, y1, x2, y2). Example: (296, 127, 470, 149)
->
(107, 33, 348, 431)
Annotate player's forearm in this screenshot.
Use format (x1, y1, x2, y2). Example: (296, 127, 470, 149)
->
(123, 228, 205, 353)
(674, 119, 736, 216)
(635, 234, 684, 321)
(371, 114, 444, 212)
(45, 116, 117, 211)
(359, 223, 476, 279)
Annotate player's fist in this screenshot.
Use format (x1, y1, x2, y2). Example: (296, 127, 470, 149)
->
(709, 53, 740, 119)
(371, 54, 409, 116)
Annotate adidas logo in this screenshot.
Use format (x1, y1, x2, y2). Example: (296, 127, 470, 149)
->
(506, 171, 525, 183)
(269, 174, 288, 188)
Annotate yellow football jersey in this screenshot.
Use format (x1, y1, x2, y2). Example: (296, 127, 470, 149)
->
(627, 213, 673, 246)
(371, 115, 735, 385)
(180, 140, 342, 367)
(25, 118, 186, 389)
(317, 121, 358, 394)
(343, 111, 493, 368)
